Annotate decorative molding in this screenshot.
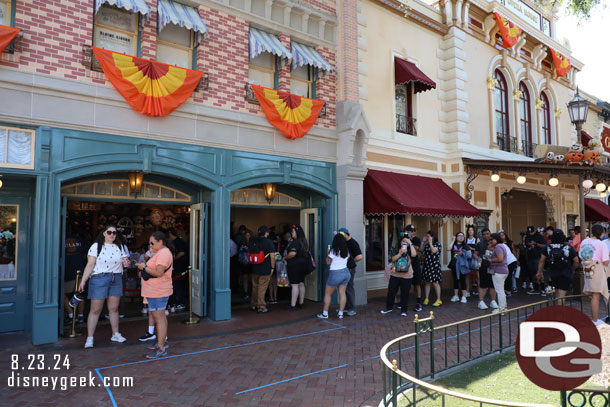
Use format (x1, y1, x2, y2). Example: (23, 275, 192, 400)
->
(487, 77, 498, 90)
(513, 89, 523, 101)
(466, 166, 479, 202)
(535, 98, 545, 110)
(554, 107, 562, 118)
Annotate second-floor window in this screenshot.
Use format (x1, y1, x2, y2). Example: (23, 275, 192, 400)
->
(519, 82, 533, 157)
(541, 92, 552, 144)
(494, 70, 510, 151)
(156, 24, 193, 69)
(94, 5, 138, 56)
(395, 83, 414, 135)
(248, 52, 277, 89)
(291, 65, 313, 98)
(0, 126, 35, 169)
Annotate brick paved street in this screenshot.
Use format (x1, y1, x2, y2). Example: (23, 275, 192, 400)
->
(1, 292, 594, 407)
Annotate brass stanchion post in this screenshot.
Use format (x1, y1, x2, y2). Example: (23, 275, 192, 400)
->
(65, 270, 83, 338)
(183, 266, 200, 325)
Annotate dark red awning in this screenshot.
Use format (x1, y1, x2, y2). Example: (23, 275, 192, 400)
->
(394, 57, 436, 94)
(585, 198, 610, 222)
(364, 169, 481, 217)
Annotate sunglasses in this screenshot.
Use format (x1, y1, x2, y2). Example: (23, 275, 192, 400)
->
(148, 241, 156, 245)
(105, 230, 117, 235)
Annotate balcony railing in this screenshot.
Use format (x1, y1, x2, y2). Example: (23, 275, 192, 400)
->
(245, 84, 326, 117)
(521, 140, 538, 158)
(496, 133, 517, 153)
(396, 114, 417, 136)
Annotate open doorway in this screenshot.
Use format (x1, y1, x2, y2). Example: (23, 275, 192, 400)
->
(501, 190, 547, 240)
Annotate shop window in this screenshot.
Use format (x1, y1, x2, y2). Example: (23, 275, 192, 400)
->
(93, 5, 138, 56)
(248, 52, 277, 89)
(291, 65, 314, 98)
(494, 70, 512, 152)
(0, 205, 17, 280)
(387, 214, 405, 253)
(230, 188, 301, 207)
(61, 180, 191, 202)
(365, 215, 384, 271)
(541, 92, 552, 144)
(395, 83, 415, 135)
(0, 126, 35, 169)
(519, 82, 534, 157)
(156, 23, 194, 69)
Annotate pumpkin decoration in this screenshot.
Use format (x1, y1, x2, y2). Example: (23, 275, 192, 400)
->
(565, 151, 584, 164)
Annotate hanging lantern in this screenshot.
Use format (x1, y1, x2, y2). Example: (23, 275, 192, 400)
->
(582, 179, 594, 189)
(517, 175, 527, 184)
(595, 183, 607, 192)
(491, 172, 500, 182)
(263, 183, 277, 204)
(128, 172, 144, 196)
(548, 177, 559, 187)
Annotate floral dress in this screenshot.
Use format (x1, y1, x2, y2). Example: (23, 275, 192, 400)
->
(423, 241, 443, 283)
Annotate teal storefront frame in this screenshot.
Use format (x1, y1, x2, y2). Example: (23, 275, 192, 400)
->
(7, 126, 337, 345)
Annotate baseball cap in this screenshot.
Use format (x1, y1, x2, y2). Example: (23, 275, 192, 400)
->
(337, 227, 350, 235)
(405, 224, 416, 232)
(258, 225, 269, 234)
(527, 226, 535, 233)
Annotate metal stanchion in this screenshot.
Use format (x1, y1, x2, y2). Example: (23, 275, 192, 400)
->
(65, 270, 83, 338)
(183, 266, 200, 325)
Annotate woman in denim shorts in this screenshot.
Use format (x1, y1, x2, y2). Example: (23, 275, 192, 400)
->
(317, 232, 350, 319)
(79, 225, 129, 349)
(136, 231, 174, 359)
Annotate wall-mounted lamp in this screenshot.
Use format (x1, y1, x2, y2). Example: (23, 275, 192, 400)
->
(128, 172, 144, 196)
(491, 171, 500, 182)
(263, 183, 276, 204)
(517, 175, 527, 184)
(548, 175, 559, 187)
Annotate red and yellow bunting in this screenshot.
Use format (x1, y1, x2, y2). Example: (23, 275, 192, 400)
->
(0, 25, 20, 54)
(92, 47, 203, 117)
(494, 13, 521, 49)
(250, 84, 324, 140)
(550, 49, 571, 78)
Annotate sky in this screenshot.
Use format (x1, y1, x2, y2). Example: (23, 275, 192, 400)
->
(556, 4, 610, 102)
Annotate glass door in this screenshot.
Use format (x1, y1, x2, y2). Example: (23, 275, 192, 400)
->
(301, 208, 320, 301)
(189, 203, 207, 316)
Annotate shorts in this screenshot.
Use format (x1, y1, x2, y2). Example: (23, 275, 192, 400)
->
(87, 273, 123, 300)
(411, 264, 422, 286)
(478, 265, 493, 289)
(147, 296, 170, 311)
(551, 275, 572, 291)
(64, 279, 76, 294)
(326, 268, 350, 287)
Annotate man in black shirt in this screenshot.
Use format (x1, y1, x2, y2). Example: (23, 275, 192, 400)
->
(249, 226, 276, 313)
(168, 228, 189, 311)
(525, 225, 546, 294)
(337, 228, 363, 316)
(404, 225, 423, 312)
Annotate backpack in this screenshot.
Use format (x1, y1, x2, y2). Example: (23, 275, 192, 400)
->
(395, 255, 410, 272)
(238, 245, 249, 265)
(547, 244, 570, 271)
(248, 237, 269, 265)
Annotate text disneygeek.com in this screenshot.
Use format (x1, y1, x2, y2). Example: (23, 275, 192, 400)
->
(7, 371, 134, 391)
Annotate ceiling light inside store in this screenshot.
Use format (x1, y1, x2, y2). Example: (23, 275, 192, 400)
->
(517, 176, 527, 184)
(583, 179, 594, 189)
(549, 177, 559, 187)
(491, 172, 500, 182)
(596, 183, 607, 192)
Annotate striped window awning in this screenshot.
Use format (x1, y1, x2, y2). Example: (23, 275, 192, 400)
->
(291, 42, 333, 79)
(249, 28, 292, 64)
(95, 0, 151, 16)
(157, 0, 208, 42)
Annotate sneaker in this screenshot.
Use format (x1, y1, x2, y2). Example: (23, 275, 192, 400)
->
(395, 305, 402, 309)
(146, 347, 168, 359)
(147, 341, 169, 350)
(478, 301, 488, 310)
(84, 337, 94, 349)
(505, 292, 512, 299)
(450, 295, 460, 302)
(432, 300, 442, 307)
(338, 314, 344, 319)
(540, 290, 546, 296)
(472, 290, 479, 296)
(347, 310, 357, 316)
(141, 307, 148, 315)
(490, 308, 500, 314)
(529, 283, 534, 290)
(76, 315, 85, 324)
(139, 332, 156, 342)
(380, 309, 393, 314)
(527, 289, 538, 295)
(111, 332, 127, 343)
(423, 298, 430, 306)
(257, 308, 269, 313)
(169, 306, 176, 313)
(317, 313, 328, 319)
(522, 282, 527, 289)
(465, 292, 470, 298)
(414, 303, 423, 312)
(296, 303, 303, 309)
(489, 300, 499, 309)
(250, 306, 257, 311)
(594, 319, 606, 326)
(176, 304, 186, 311)
(400, 312, 408, 317)
(460, 296, 467, 304)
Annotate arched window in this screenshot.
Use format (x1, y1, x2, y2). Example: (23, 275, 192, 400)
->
(541, 92, 552, 144)
(494, 70, 511, 152)
(519, 82, 533, 157)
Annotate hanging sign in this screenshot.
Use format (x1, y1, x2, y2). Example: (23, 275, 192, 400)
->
(550, 49, 571, 77)
(494, 12, 522, 48)
(601, 127, 610, 153)
(250, 84, 324, 140)
(92, 47, 203, 117)
(0, 25, 19, 54)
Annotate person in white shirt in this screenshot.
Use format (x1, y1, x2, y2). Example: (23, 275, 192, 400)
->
(78, 225, 129, 349)
(317, 232, 351, 319)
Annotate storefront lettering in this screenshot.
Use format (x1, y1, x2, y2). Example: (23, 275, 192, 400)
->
(502, 0, 542, 30)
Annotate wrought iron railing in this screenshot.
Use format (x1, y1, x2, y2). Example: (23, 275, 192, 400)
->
(497, 133, 517, 153)
(245, 83, 326, 117)
(396, 114, 417, 135)
(522, 140, 538, 158)
(380, 293, 607, 407)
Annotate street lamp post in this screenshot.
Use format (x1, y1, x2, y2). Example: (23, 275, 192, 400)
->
(567, 87, 589, 233)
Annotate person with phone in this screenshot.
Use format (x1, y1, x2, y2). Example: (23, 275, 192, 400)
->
(422, 230, 443, 307)
(381, 235, 415, 316)
(317, 232, 350, 319)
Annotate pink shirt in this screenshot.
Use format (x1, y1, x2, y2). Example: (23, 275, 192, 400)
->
(579, 238, 609, 263)
(141, 247, 173, 298)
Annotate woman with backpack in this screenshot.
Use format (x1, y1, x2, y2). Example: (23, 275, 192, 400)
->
(381, 234, 416, 316)
(465, 225, 479, 297)
(317, 232, 350, 319)
(536, 230, 578, 304)
(78, 224, 129, 349)
(499, 230, 518, 296)
(284, 225, 309, 310)
(449, 232, 471, 304)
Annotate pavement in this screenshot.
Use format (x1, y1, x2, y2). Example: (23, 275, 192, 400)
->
(0, 290, 596, 407)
